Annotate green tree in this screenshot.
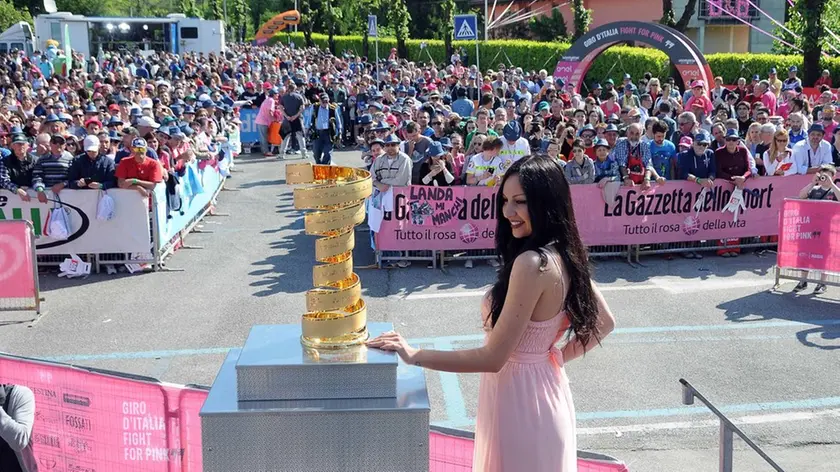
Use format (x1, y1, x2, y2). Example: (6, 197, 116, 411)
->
(659, 0, 675, 27)
(228, 0, 248, 41)
(571, 0, 591, 40)
(299, 0, 314, 47)
(203, 0, 224, 20)
(441, 0, 455, 57)
(530, 8, 568, 42)
(55, 0, 106, 16)
(0, 0, 31, 31)
(774, 0, 840, 84)
(321, 0, 339, 53)
(659, 0, 696, 32)
(674, 0, 696, 32)
(387, 0, 410, 58)
(179, 0, 201, 18)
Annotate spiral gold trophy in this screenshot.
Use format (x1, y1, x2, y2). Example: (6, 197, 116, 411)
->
(285, 163, 371, 349)
(199, 163, 429, 472)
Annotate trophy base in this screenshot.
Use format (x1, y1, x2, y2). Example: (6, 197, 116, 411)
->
(235, 323, 398, 401)
(200, 323, 430, 472)
(300, 327, 369, 349)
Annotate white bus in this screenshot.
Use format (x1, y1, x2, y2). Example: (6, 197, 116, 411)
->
(0, 21, 34, 56)
(32, 12, 225, 58)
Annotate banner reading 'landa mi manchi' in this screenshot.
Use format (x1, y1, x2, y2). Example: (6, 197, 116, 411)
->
(375, 175, 815, 251)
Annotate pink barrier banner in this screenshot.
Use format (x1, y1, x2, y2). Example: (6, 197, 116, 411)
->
(0, 220, 37, 300)
(0, 354, 206, 472)
(0, 354, 630, 471)
(776, 199, 840, 273)
(376, 176, 813, 250)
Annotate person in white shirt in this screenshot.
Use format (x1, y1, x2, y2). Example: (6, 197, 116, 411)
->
(791, 123, 833, 174)
(763, 130, 797, 176)
(498, 120, 530, 174)
(466, 137, 503, 187)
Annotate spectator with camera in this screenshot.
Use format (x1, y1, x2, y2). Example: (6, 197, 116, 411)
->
(793, 164, 840, 293)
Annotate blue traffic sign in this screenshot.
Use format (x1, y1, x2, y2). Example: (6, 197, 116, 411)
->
(368, 15, 378, 38)
(454, 14, 478, 40)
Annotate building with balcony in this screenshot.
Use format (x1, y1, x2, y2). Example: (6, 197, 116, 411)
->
(487, 0, 785, 54)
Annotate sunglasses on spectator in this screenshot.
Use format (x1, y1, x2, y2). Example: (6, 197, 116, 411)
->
(696, 143, 709, 147)
(725, 137, 739, 142)
(432, 122, 443, 126)
(775, 138, 788, 143)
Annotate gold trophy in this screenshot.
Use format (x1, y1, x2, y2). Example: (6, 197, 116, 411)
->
(285, 163, 373, 349)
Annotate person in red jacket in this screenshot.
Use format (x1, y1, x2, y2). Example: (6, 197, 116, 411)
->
(714, 129, 753, 257)
(116, 137, 163, 198)
(814, 69, 833, 88)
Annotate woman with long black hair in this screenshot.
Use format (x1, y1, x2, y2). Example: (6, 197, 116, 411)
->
(368, 155, 616, 471)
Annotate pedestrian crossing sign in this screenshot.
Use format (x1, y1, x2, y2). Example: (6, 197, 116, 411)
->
(454, 14, 478, 40)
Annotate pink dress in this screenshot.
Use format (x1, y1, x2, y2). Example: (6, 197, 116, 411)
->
(472, 311, 577, 471)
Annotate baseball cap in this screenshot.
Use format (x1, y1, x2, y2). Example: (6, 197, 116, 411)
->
(136, 116, 160, 129)
(678, 136, 693, 150)
(694, 131, 711, 143)
(83, 135, 100, 152)
(503, 120, 521, 142)
(724, 128, 739, 140)
(594, 138, 610, 149)
(131, 137, 147, 149)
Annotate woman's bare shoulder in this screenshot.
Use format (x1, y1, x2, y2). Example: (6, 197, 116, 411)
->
(512, 250, 544, 273)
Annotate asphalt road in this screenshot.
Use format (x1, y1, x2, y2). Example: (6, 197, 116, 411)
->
(2, 148, 839, 471)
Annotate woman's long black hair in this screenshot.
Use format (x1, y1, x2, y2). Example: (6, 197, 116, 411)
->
(487, 155, 600, 348)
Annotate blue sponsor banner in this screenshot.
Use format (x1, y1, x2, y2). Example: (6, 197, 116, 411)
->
(238, 108, 259, 143)
(153, 161, 224, 251)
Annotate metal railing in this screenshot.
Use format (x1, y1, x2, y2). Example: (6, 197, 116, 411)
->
(680, 378, 785, 472)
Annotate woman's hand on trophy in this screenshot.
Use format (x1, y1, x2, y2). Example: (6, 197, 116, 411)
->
(366, 331, 418, 364)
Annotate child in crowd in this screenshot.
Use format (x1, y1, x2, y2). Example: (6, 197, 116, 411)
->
(564, 138, 595, 185)
(592, 138, 619, 187)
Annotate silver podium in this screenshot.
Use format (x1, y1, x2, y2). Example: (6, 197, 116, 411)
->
(200, 322, 430, 472)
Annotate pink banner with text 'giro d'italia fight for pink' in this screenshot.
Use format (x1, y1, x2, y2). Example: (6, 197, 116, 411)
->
(374, 175, 814, 251)
(0, 354, 207, 472)
(776, 198, 840, 273)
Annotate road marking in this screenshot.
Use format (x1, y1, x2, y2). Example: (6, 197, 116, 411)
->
(401, 284, 657, 300)
(431, 397, 840, 430)
(42, 319, 840, 362)
(399, 276, 789, 300)
(649, 277, 776, 294)
(434, 339, 469, 427)
(576, 408, 840, 436)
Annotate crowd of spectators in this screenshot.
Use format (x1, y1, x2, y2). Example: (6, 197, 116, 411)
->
(0, 39, 837, 279)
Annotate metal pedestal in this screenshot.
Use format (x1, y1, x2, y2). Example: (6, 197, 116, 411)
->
(200, 323, 430, 472)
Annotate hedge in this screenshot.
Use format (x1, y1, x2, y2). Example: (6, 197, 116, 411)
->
(272, 32, 840, 88)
